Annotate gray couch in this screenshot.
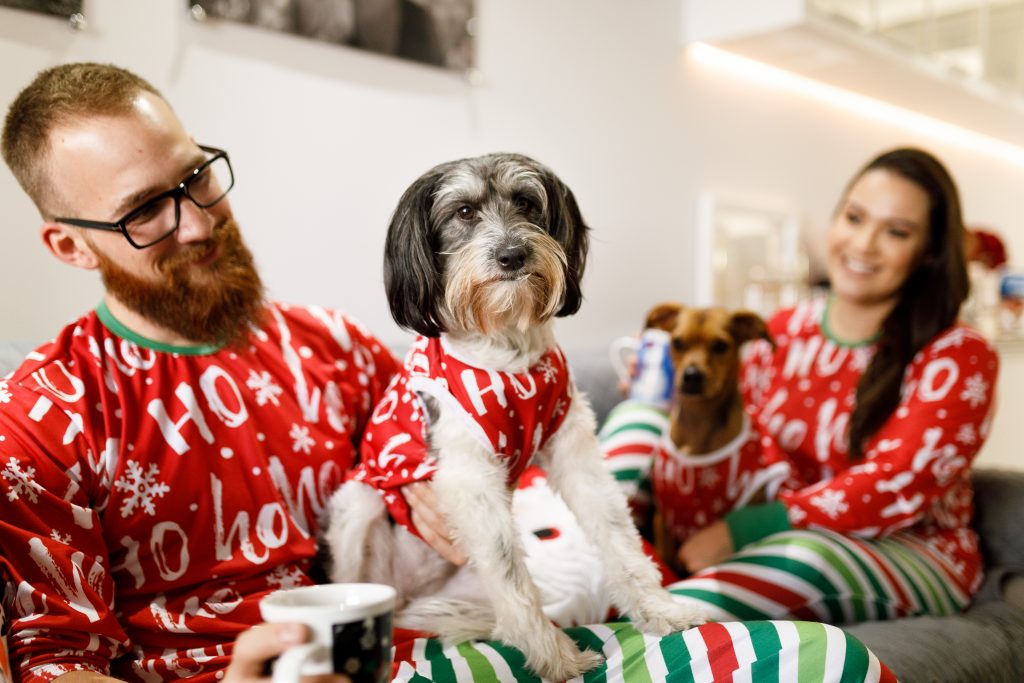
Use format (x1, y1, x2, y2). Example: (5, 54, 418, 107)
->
(2, 341, 1023, 682)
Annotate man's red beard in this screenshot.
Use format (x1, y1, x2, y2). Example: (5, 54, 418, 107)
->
(93, 220, 267, 346)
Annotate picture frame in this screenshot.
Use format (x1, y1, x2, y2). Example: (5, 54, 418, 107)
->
(0, 0, 83, 21)
(189, 0, 475, 71)
(694, 192, 807, 315)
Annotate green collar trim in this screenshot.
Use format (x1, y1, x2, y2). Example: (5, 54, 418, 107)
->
(95, 301, 225, 356)
(821, 295, 881, 349)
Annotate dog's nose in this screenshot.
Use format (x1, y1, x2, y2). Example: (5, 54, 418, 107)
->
(681, 366, 705, 395)
(496, 244, 528, 271)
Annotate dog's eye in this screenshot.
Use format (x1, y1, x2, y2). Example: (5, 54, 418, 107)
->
(456, 206, 477, 221)
(671, 339, 686, 352)
(514, 197, 535, 214)
(711, 340, 730, 354)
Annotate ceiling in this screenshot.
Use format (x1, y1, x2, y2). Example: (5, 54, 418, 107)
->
(810, 0, 1024, 95)
(704, 0, 1024, 149)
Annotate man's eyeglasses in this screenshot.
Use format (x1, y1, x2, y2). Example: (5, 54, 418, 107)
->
(54, 145, 235, 249)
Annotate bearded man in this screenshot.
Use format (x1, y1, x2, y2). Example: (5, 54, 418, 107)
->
(0, 62, 410, 682)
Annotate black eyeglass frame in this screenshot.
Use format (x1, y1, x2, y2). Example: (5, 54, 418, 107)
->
(54, 144, 234, 249)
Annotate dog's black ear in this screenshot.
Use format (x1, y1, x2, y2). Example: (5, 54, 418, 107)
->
(644, 302, 683, 332)
(539, 166, 590, 317)
(385, 168, 447, 337)
(728, 310, 773, 347)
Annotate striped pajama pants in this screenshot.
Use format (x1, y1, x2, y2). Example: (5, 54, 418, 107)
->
(668, 530, 970, 625)
(392, 619, 896, 682)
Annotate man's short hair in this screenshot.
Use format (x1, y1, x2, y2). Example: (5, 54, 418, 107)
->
(1, 62, 162, 218)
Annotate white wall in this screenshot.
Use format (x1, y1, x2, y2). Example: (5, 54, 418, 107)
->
(1, 0, 1022, 461)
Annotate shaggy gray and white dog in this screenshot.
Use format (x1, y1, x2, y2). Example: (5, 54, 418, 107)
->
(325, 153, 706, 680)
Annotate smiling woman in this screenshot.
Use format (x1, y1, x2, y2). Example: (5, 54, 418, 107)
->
(827, 148, 972, 460)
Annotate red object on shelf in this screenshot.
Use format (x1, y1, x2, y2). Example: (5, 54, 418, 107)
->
(966, 228, 1009, 270)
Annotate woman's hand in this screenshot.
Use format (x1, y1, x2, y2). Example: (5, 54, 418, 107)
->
(404, 482, 467, 566)
(678, 520, 734, 574)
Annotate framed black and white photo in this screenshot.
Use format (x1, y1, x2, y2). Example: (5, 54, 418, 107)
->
(189, 0, 475, 70)
(0, 0, 82, 18)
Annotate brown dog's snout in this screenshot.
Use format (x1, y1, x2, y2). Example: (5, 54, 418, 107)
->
(680, 365, 705, 395)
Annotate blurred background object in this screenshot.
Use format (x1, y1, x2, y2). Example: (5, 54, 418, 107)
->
(191, 0, 475, 70)
(810, 0, 1024, 103)
(961, 226, 1006, 337)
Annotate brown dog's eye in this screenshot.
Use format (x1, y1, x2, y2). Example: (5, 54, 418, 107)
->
(672, 338, 686, 352)
(711, 339, 730, 354)
(456, 206, 476, 221)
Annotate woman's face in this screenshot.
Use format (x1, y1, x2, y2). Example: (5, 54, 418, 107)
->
(826, 168, 931, 309)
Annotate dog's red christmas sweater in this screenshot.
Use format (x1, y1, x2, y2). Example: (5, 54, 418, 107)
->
(351, 335, 572, 537)
(728, 297, 999, 595)
(0, 302, 399, 682)
(652, 416, 790, 545)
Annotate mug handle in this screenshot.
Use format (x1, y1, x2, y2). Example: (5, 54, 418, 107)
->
(272, 642, 327, 683)
(609, 335, 638, 385)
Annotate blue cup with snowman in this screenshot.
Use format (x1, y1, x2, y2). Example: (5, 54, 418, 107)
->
(610, 328, 675, 409)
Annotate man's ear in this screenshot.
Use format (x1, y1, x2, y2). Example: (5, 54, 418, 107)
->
(41, 222, 100, 270)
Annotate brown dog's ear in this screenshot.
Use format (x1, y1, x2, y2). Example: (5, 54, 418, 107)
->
(644, 302, 684, 331)
(728, 310, 773, 346)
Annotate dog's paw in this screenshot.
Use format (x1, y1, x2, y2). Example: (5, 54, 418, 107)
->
(523, 628, 604, 681)
(630, 593, 709, 636)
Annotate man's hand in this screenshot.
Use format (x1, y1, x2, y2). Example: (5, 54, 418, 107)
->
(404, 482, 467, 566)
(678, 520, 734, 574)
(225, 622, 309, 682)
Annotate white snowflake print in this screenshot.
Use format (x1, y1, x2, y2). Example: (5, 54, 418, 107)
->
(553, 398, 568, 419)
(266, 565, 305, 589)
(698, 468, 720, 488)
(850, 347, 874, 373)
(788, 505, 808, 524)
(49, 529, 72, 544)
(289, 423, 316, 454)
(113, 460, 170, 518)
(959, 373, 989, 409)
(745, 364, 772, 398)
(955, 423, 977, 446)
(246, 370, 283, 407)
(3, 456, 43, 503)
(809, 489, 849, 519)
(0, 380, 11, 404)
(535, 356, 557, 384)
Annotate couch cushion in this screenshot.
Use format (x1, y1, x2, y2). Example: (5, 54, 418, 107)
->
(971, 469, 1024, 571)
(565, 346, 622, 426)
(0, 341, 38, 377)
(845, 600, 1024, 683)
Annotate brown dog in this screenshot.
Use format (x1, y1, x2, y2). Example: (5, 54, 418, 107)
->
(642, 302, 775, 573)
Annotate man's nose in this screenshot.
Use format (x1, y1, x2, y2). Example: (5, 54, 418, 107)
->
(175, 197, 216, 242)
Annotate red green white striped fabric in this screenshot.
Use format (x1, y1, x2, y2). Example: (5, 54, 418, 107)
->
(668, 529, 970, 625)
(391, 620, 897, 682)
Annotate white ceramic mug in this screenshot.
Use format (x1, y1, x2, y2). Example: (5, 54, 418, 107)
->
(259, 583, 396, 683)
(609, 328, 675, 408)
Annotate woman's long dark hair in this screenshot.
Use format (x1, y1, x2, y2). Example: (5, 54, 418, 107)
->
(845, 148, 969, 459)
